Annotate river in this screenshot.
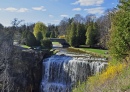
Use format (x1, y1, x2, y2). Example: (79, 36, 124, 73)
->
(40, 48, 107, 92)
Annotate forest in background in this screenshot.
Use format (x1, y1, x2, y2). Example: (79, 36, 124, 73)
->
(0, 8, 113, 50)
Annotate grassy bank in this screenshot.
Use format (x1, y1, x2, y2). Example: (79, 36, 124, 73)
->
(52, 42, 61, 45)
(69, 47, 108, 58)
(20, 45, 31, 49)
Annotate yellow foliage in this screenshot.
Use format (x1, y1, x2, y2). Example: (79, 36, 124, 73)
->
(87, 62, 126, 90)
(58, 35, 66, 39)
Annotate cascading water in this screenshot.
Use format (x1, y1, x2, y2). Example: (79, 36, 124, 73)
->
(41, 50, 107, 92)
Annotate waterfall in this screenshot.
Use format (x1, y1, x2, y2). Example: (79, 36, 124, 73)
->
(41, 52, 107, 92)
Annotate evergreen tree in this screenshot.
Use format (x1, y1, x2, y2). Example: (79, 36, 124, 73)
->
(108, 1, 130, 60)
(46, 31, 51, 38)
(77, 23, 86, 45)
(86, 24, 94, 46)
(76, 23, 81, 46)
(93, 22, 99, 44)
(86, 22, 98, 47)
(21, 30, 37, 46)
(69, 22, 78, 47)
(54, 26, 59, 38)
(66, 25, 71, 43)
(50, 31, 55, 38)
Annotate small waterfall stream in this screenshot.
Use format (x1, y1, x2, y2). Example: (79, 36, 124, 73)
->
(41, 49, 107, 92)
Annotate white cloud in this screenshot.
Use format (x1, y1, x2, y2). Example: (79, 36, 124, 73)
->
(3, 7, 28, 12)
(72, 8, 81, 11)
(84, 7, 104, 14)
(49, 15, 54, 18)
(4, 7, 18, 12)
(60, 14, 69, 17)
(32, 6, 46, 11)
(18, 8, 28, 12)
(72, 0, 104, 6)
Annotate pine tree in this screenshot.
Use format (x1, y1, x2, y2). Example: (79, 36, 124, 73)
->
(69, 22, 78, 47)
(86, 24, 93, 46)
(86, 22, 98, 47)
(77, 23, 86, 45)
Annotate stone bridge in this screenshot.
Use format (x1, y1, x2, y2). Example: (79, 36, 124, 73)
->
(49, 38, 70, 47)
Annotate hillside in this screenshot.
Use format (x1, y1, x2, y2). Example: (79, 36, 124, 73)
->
(73, 57, 130, 92)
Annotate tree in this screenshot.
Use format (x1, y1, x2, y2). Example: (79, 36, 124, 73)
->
(58, 18, 69, 35)
(69, 22, 78, 47)
(0, 23, 4, 30)
(86, 24, 94, 46)
(50, 31, 55, 38)
(11, 18, 23, 43)
(21, 30, 37, 46)
(108, 1, 130, 61)
(33, 22, 47, 42)
(73, 14, 84, 24)
(76, 23, 86, 45)
(41, 39, 52, 49)
(46, 31, 51, 38)
(0, 29, 14, 92)
(54, 26, 59, 38)
(86, 22, 98, 47)
(96, 9, 115, 49)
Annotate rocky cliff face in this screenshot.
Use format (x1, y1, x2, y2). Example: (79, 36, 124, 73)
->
(11, 47, 51, 92)
(0, 30, 49, 92)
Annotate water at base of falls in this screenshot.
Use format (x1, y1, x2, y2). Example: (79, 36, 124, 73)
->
(41, 51, 107, 92)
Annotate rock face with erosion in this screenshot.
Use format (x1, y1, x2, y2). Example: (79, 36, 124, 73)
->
(11, 47, 51, 92)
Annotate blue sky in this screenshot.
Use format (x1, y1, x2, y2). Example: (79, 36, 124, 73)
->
(0, 0, 118, 26)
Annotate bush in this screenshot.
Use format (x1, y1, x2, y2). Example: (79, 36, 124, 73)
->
(41, 39, 52, 49)
(21, 31, 37, 46)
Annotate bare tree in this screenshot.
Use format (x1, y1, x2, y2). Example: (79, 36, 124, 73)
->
(0, 18, 23, 92)
(0, 29, 14, 92)
(96, 9, 115, 49)
(58, 18, 70, 35)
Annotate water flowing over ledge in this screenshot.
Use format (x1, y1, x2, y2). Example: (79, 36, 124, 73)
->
(41, 51, 107, 92)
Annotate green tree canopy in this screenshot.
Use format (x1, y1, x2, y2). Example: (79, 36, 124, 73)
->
(86, 22, 98, 47)
(33, 22, 47, 41)
(108, 0, 130, 61)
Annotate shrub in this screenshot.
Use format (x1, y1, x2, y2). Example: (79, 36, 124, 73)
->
(41, 39, 52, 49)
(21, 31, 37, 46)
